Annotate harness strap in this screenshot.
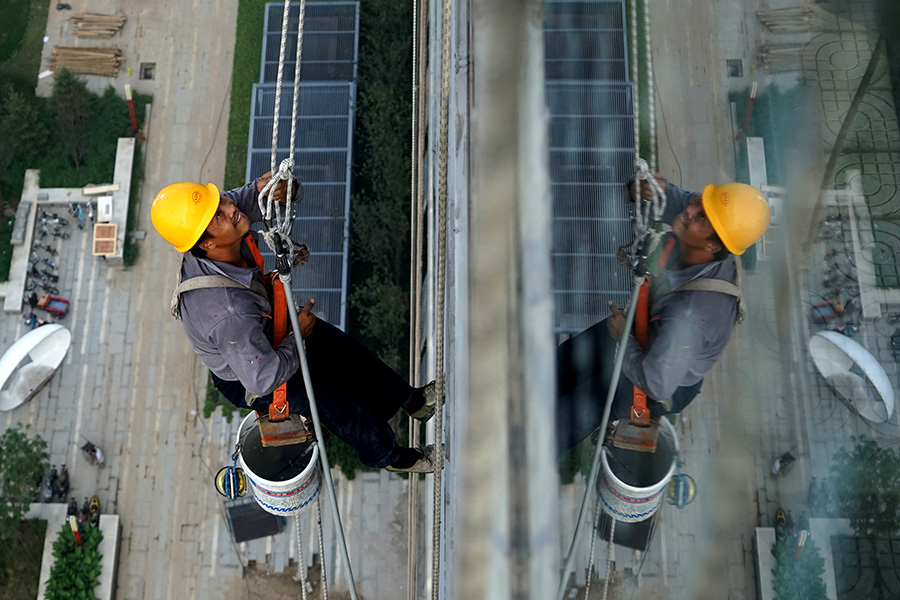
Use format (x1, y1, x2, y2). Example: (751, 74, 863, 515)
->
(631, 236, 676, 426)
(170, 252, 268, 319)
(244, 234, 291, 423)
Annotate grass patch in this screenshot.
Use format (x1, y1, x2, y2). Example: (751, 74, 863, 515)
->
(0, 518, 47, 600)
(0, 0, 48, 93)
(224, 0, 270, 190)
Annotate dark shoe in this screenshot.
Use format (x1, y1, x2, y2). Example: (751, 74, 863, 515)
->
(408, 381, 442, 422)
(386, 445, 437, 474)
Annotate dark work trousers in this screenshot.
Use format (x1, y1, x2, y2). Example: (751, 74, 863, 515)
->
(212, 319, 412, 468)
(556, 317, 703, 457)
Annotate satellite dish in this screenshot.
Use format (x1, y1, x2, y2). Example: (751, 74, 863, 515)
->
(0, 324, 71, 411)
(808, 331, 894, 423)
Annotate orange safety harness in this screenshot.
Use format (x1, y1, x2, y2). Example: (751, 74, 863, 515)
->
(244, 233, 291, 423)
(629, 235, 676, 427)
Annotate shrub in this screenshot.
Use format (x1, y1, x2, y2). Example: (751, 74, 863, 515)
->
(830, 438, 900, 540)
(770, 534, 828, 600)
(44, 522, 103, 600)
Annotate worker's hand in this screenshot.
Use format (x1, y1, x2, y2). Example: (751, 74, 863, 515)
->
(298, 298, 317, 338)
(606, 301, 626, 341)
(257, 171, 301, 203)
(292, 244, 310, 267)
(629, 174, 667, 202)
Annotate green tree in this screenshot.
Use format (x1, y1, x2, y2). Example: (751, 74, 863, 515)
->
(0, 423, 49, 542)
(0, 87, 47, 158)
(830, 438, 900, 540)
(770, 535, 828, 600)
(49, 68, 92, 171)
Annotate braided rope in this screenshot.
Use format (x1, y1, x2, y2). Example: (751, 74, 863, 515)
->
(582, 496, 602, 599)
(295, 515, 309, 600)
(601, 520, 616, 600)
(316, 497, 329, 600)
(431, 0, 453, 596)
(558, 4, 666, 596)
(257, 3, 356, 599)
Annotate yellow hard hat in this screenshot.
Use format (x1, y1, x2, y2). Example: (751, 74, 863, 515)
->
(151, 182, 220, 252)
(701, 183, 771, 255)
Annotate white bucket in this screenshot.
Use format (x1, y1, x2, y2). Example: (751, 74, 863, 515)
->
(597, 417, 679, 523)
(236, 412, 321, 516)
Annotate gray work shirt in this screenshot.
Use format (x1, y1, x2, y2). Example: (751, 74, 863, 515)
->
(177, 179, 300, 396)
(621, 181, 739, 401)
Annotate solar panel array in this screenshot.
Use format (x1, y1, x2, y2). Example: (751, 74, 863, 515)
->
(545, 0, 636, 336)
(247, 2, 359, 330)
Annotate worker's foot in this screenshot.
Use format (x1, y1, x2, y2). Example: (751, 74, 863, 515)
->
(406, 381, 443, 422)
(386, 445, 438, 474)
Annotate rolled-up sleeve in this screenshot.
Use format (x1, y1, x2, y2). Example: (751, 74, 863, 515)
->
(207, 313, 300, 396)
(621, 315, 707, 401)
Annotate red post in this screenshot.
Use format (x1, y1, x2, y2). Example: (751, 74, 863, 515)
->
(125, 84, 138, 135)
(742, 81, 758, 135)
(68, 515, 82, 546)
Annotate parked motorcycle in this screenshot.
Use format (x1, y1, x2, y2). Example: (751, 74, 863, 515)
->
(775, 507, 787, 541)
(42, 465, 58, 503)
(55, 463, 70, 500)
(66, 497, 79, 519)
(88, 495, 100, 527)
(37, 243, 59, 256)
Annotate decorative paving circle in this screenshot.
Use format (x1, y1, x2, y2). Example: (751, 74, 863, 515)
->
(831, 49, 860, 70)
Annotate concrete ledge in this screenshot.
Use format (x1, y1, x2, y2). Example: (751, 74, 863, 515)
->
(26, 502, 121, 600)
(3, 171, 39, 314)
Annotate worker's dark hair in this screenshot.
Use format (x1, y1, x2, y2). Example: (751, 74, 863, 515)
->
(189, 230, 213, 259)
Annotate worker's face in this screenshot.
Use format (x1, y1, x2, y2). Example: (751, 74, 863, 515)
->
(203, 196, 251, 246)
(671, 197, 721, 253)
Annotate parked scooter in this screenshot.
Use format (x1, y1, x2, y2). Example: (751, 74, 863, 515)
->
(775, 507, 787, 541)
(55, 463, 70, 500)
(42, 465, 58, 503)
(66, 497, 79, 519)
(88, 495, 100, 527)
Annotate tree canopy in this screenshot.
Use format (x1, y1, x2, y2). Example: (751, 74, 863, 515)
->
(0, 423, 49, 542)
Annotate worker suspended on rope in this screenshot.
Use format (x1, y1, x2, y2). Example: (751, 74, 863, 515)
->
(555, 175, 771, 455)
(151, 172, 440, 473)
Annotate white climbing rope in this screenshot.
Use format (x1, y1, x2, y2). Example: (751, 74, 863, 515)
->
(316, 498, 329, 600)
(556, 2, 665, 597)
(430, 0, 453, 597)
(407, 0, 425, 597)
(257, 3, 358, 599)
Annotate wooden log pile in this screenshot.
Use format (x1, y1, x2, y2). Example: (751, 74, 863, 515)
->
(757, 44, 806, 73)
(71, 13, 127, 39)
(758, 7, 815, 33)
(49, 46, 124, 77)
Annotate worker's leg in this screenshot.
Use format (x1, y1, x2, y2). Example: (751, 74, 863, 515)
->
(291, 319, 413, 468)
(556, 318, 633, 455)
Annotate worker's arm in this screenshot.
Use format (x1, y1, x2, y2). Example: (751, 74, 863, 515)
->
(619, 314, 708, 401)
(208, 313, 301, 397)
(626, 175, 698, 224)
(223, 173, 303, 223)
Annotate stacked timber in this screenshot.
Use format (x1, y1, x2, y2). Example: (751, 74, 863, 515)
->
(757, 44, 806, 73)
(49, 46, 124, 77)
(758, 7, 815, 33)
(71, 13, 127, 39)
